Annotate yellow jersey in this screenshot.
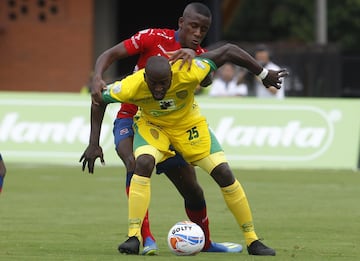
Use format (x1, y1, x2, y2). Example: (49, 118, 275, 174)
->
(103, 58, 217, 128)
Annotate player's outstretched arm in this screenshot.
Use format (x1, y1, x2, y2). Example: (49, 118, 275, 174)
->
(199, 43, 288, 89)
(90, 42, 129, 105)
(79, 101, 107, 173)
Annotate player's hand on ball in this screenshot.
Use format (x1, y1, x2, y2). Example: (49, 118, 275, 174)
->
(79, 145, 105, 174)
(262, 68, 289, 89)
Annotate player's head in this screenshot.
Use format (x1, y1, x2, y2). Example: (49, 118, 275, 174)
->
(178, 2, 212, 50)
(144, 56, 172, 100)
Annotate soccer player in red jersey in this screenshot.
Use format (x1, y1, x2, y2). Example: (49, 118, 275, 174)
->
(84, 2, 242, 255)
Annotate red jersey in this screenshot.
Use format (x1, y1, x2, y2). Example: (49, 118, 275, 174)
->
(117, 28, 207, 119)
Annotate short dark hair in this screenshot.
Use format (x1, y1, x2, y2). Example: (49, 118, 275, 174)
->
(183, 2, 212, 18)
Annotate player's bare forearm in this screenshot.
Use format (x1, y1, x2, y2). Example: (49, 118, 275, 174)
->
(91, 53, 117, 104)
(199, 43, 263, 74)
(79, 101, 107, 173)
(89, 102, 107, 146)
(91, 42, 128, 104)
(200, 43, 289, 89)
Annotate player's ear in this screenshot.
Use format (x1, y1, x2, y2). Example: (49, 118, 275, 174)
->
(178, 17, 184, 29)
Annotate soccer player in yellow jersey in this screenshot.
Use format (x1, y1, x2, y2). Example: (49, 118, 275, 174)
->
(81, 43, 288, 255)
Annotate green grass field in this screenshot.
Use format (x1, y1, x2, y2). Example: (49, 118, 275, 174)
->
(1, 163, 359, 260)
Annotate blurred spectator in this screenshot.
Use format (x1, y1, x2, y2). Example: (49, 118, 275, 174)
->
(209, 62, 248, 97)
(254, 44, 285, 99)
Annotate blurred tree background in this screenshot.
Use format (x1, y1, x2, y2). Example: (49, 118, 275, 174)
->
(223, 0, 360, 53)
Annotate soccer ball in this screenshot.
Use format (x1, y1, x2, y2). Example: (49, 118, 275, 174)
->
(167, 221, 205, 256)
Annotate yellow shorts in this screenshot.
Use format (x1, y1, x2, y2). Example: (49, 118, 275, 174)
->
(133, 117, 224, 166)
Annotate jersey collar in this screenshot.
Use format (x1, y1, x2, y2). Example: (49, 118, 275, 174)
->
(174, 30, 180, 43)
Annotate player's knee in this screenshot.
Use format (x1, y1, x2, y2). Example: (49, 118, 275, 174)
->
(135, 155, 155, 177)
(210, 163, 235, 187)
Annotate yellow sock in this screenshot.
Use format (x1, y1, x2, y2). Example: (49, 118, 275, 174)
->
(221, 179, 258, 246)
(128, 174, 151, 241)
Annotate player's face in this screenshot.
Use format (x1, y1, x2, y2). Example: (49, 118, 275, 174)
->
(144, 72, 172, 100)
(178, 12, 211, 50)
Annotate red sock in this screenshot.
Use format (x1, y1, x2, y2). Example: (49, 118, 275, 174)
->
(126, 185, 155, 243)
(185, 206, 211, 250)
(141, 211, 155, 242)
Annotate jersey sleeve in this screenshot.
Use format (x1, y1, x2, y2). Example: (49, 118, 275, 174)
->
(102, 71, 144, 104)
(195, 57, 217, 71)
(123, 28, 155, 56)
(190, 57, 217, 82)
(171, 58, 217, 87)
(102, 81, 123, 104)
